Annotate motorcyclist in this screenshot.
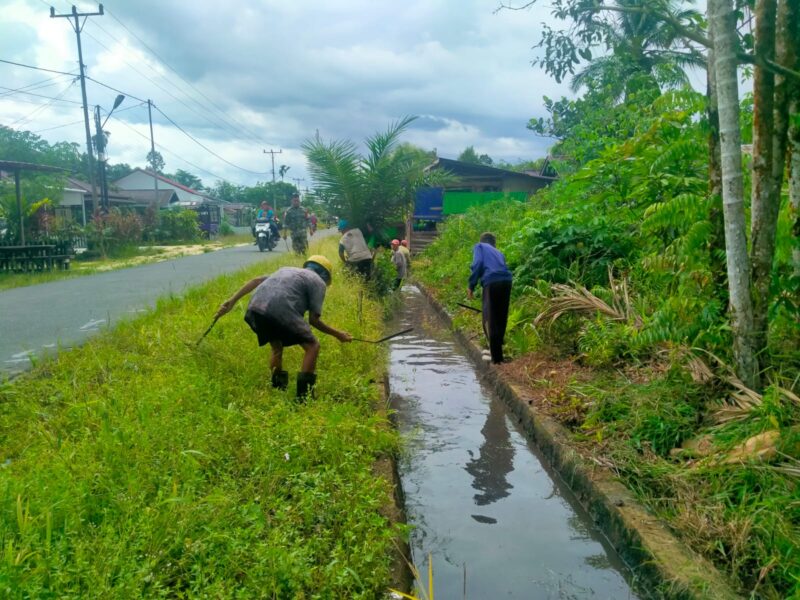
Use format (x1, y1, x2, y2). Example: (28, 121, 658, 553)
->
(254, 201, 280, 241)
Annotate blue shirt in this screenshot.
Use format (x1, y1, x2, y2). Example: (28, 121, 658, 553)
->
(468, 242, 513, 291)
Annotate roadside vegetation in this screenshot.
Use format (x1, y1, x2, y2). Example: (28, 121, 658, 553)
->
(417, 2, 799, 596)
(0, 238, 404, 598)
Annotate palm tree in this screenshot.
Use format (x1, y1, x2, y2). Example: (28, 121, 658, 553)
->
(303, 116, 435, 232)
(278, 164, 290, 181)
(570, 0, 705, 99)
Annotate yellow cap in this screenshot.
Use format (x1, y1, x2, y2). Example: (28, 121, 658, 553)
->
(304, 254, 333, 284)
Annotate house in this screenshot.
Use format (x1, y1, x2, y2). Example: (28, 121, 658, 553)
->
(113, 169, 228, 237)
(409, 157, 557, 253)
(56, 177, 179, 226)
(113, 169, 220, 205)
(416, 157, 556, 221)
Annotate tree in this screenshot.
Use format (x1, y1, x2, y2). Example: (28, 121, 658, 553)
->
(304, 116, 436, 232)
(106, 163, 134, 182)
(278, 164, 290, 181)
(708, 0, 758, 387)
(570, 0, 704, 99)
(146, 150, 165, 174)
(212, 180, 244, 203)
(512, 0, 800, 385)
(167, 169, 204, 191)
(458, 146, 493, 165)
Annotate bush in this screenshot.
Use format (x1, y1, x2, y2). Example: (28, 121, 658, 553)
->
(152, 209, 200, 243)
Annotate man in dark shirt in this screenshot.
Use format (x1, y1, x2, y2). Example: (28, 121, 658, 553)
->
(467, 232, 513, 364)
(215, 255, 352, 398)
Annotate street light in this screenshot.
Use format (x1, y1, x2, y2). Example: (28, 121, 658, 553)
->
(93, 94, 125, 212)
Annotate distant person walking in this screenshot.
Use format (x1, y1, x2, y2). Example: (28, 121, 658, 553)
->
(390, 239, 408, 289)
(337, 219, 373, 279)
(467, 232, 512, 364)
(283, 193, 309, 254)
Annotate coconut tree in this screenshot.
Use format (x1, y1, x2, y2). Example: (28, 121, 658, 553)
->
(568, 0, 705, 99)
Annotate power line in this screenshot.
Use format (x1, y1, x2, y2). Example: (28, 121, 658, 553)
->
(153, 105, 270, 175)
(0, 58, 76, 76)
(0, 83, 83, 104)
(101, 7, 270, 147)
(8, 80, 79, 128)
(79, 26, 256, 144)
(32, 118, 86, 133)
(84, 75, 147, 104)
(109, 114, 232, 183)
(0, 75, 72, 97)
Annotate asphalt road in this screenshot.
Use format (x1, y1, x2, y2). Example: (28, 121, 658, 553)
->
(1, 231, 332, 378)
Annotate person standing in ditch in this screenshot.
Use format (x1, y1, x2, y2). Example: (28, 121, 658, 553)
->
(467, 232, 513, 364)
(283, 193, 310, 255)
(390, 239, 408, 290)
(214, 255, 352, 399)
(337, 219, 373, 279)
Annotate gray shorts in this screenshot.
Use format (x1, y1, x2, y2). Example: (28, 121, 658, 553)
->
(244, 310, 316, 347)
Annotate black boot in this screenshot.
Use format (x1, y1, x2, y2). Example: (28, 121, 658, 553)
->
(296, 372, 317, 400)
(271, 369, 289, 390)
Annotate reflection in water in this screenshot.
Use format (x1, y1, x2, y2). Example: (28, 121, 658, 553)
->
(464, 396, 514, 507)
(389, 286, 639, 599)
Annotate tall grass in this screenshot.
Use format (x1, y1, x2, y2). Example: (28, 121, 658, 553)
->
(0, 238, 403, 598)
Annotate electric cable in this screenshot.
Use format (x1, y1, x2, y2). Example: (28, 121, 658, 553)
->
(153, 105, 271, 175)
(7, 79, 79, 128)
(100, 7, 271, 146)
(108, 114, 234, 184)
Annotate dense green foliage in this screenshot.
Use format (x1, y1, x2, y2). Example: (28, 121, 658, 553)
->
(416, 84, 799, 597)
(0, 239, 403, 597)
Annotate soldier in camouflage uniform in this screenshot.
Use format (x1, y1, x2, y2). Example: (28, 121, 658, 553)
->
(282, 193, 309, 255)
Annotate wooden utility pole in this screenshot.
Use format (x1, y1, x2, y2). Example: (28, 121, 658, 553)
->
(263, 148, 282, 210)
(50, 3, 104, 213)
(147, 99, 159, 205)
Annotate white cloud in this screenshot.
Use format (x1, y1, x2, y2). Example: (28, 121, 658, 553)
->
(1, 0, 574, 188)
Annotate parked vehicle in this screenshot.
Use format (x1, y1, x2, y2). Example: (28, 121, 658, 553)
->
(254, 220, 276, 252)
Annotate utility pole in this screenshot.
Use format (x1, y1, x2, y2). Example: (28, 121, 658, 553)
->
(263, 148, 282, 211)
(147, 99, 159, 205)
(51, 3, 104, 214)
(291, 177, 305, 196)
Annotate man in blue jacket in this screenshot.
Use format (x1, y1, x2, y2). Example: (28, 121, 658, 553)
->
(467, 232, 513, 364)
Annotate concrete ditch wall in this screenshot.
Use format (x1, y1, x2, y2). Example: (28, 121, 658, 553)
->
(416, 283, 741, 600)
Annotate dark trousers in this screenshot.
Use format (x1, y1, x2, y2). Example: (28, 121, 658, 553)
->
(482, 280, 512, 363)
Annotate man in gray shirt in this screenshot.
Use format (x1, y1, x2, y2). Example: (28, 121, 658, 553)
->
(215, 255, 352, 398)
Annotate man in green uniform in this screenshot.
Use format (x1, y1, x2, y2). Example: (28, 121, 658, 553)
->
(283, 193, 309, 255)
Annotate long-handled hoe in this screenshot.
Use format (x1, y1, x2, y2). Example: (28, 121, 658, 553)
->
(194, 315, 220, 346)
(352, 327, 414, 344)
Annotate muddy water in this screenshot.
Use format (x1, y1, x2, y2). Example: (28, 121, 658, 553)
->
(389, 287, 640, 599)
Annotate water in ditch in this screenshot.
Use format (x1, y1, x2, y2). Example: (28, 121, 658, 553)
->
(389, 286, 640, 599)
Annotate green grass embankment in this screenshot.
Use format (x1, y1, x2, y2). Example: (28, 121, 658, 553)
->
(0, 238, 403, 598)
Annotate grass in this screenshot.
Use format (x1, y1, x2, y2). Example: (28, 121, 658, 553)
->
(0, 238, 405, 598)
(416, 213, 800, 600)
(0, 234, 252, 292)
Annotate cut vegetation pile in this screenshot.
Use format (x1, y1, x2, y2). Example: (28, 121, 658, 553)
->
(0, 238, 402, 598)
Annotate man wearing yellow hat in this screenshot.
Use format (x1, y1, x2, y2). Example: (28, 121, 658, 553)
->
(215, 255, 352, 399)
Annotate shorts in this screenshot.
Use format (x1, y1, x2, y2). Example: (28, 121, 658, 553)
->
(244, 309, 316, 347)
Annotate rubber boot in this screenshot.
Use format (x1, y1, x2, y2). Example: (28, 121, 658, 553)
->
(271, 369, 289, 390)
(296, 372, 317, 400)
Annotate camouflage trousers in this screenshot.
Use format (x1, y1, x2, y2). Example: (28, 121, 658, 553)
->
(289, 230, 308, 255)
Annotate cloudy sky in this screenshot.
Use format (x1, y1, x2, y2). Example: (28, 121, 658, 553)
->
(1, 0, 573, 189)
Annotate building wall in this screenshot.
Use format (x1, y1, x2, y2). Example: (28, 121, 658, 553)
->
(115, 172, 199, 203)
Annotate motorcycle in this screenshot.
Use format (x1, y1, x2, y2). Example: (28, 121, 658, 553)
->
(254, 220, 276, 252)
